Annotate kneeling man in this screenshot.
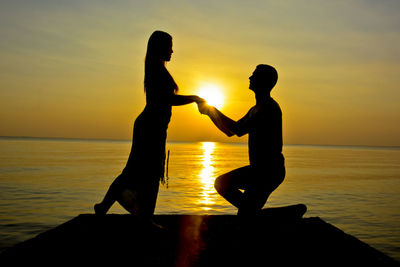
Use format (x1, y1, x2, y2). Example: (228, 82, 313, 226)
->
(198, 64, 285, 217)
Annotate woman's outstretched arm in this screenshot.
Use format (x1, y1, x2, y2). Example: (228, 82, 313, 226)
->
(170, 94, 204, 106)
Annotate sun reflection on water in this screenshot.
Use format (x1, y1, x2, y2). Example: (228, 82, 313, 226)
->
(199, 142, 216, 210)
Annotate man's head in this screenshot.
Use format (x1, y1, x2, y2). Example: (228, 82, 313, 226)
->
(249, 64, 278, 93)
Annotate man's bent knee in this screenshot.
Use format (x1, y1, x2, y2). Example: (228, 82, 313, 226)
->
(214, 175, 225, 195)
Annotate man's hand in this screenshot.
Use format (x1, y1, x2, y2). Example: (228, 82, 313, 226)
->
(197, 101, 211, 115)
(197, 102, 236, 137)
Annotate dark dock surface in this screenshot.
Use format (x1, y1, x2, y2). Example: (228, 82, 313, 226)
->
(1, 214, 398, 266)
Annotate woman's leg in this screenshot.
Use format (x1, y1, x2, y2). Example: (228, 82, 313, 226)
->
(94, 174, 125, 215)
(115, 176, 159, 219)
(117, 187, 141, 215)
(143, 178, 160, 217)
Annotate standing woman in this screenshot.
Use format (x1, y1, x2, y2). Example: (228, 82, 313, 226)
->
(94, 31, 203, 219)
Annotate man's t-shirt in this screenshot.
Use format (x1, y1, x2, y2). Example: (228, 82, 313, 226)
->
(232, 97, 284, 168)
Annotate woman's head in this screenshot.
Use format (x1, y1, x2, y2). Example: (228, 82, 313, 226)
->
(145, 31, 173, 64)
(144, 31, 178, 93)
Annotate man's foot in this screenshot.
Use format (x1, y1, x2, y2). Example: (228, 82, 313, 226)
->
(94, 203, 107, 215)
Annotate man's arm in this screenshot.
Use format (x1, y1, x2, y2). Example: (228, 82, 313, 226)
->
(198, 102, 236, 137)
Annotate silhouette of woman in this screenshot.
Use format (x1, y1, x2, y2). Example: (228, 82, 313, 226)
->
(94, 31, 203, 219)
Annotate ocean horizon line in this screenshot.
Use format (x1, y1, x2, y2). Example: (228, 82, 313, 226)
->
(1, 135, 399, 150)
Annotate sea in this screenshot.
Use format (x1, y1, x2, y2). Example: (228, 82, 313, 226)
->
(0, 137, 399, 261)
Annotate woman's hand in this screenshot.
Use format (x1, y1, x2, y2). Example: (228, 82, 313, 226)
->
(193, 95, 206, 104)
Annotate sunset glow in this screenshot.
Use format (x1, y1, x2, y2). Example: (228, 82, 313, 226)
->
(197, 84, 224, 109)
(199, 142, 216, 210)
(0, 1, 399, 146)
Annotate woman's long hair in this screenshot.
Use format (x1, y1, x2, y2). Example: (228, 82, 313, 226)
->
(144, 31, 178, 93)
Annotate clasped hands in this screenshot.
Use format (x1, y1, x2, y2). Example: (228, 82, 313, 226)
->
(194, 96, 211, 115)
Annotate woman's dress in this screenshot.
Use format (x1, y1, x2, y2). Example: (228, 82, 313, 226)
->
(120, 65, 176, 189)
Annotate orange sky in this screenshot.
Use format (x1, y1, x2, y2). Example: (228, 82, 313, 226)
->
(1, 1, 399, 146)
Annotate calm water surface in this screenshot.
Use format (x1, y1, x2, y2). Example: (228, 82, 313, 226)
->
(0, 138, 399, 260)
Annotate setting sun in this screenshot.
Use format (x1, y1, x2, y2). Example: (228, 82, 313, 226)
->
(197, 84, 224, 109)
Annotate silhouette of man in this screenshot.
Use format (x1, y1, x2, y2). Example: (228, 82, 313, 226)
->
(198, 64, 285, 218)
